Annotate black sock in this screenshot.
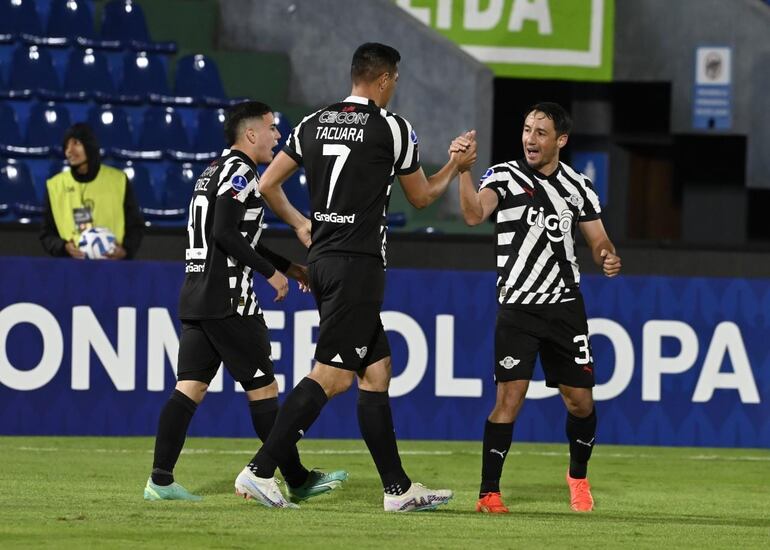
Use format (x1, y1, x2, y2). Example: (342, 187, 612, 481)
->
(151, 390, 197, 486)
(566, 408, 597, 479)
(247, 377, 327, 479)
(479, 420, 514, 497)
(248, 397, 309, 487)
(357, 389, 411, 495)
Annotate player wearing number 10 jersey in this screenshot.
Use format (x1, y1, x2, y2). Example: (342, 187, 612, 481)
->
(145, 101, 347, 504)
(236, 43, 478, 511)
(459, 102, 622, 515)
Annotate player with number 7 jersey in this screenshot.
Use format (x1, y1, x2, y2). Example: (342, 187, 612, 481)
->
(284, 96, 418, 267)
(241, 43, 478, 511)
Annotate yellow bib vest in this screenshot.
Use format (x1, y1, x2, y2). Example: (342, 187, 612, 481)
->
(46, 165, 127, 244)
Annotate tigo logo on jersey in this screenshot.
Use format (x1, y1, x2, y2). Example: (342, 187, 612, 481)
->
(499, 356, 520, 369)
(526, 207, 574, 242)
(230, 175, 248, 192)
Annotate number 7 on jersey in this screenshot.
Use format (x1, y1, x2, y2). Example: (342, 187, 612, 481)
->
(322, 144, 350, 209)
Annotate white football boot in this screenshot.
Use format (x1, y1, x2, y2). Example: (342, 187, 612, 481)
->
(383, 482, 453, 512)
(234, 467, 299, 509)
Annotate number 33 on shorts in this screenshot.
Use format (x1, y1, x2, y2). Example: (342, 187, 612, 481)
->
(573, 334, 592, 365)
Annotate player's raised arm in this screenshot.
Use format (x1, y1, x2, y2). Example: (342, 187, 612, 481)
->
(398, 131, 478, 209)
(579, 219, 622, 277)
(259, 151, 312, 247)
(459, 172, 499, 226)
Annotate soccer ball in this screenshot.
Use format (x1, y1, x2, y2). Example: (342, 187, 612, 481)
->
(78, 227, 117, 259)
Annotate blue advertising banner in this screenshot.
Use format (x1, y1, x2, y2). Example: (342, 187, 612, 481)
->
(0, 257, 767, 448)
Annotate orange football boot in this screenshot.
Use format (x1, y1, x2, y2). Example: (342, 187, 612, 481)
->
(566, 471, 594, 512)
(476, 492, 509, 513)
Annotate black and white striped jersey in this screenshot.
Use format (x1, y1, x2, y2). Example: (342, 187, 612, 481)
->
(178, 149, 267, 319)
(284, 95, 420, 266)
(480, 159, 601, 306)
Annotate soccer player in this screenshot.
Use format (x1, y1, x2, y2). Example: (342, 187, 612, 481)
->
(230, 43, 478, 511)
(459, 102, 621, 514)
(144, 101, 347, 503)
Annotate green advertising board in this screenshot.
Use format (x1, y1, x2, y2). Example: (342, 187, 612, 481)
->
(395, 0, 614, 81)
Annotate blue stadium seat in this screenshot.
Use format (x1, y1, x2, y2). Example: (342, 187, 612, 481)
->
(174, 54, 227, 106)
(119, 50, 169, 103)
(64, 47, 116, 101)
(48, 157, 68, 179)
(0, 0, 44, 39)
(118, 160, 162, 212)
(284, 167, 311, 216)
(7, 45, 63, 99)
(0, 102, 23, 152)
(192, 107, 225, 157)
(100, 0, 176, 53)
(46, 0, 95, 40)
(86, 104, 134, 151)
(26, 101, 71, 150)
(163, 161, 200, 214)
(272, 111, 293, 157)
(0, 159, 42, 220)
(138, 106, 189, 154)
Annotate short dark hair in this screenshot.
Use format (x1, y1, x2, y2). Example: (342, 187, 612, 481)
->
(224, 100, 272, 146)
(351, 42, 401, 84)
(525, 102, 572, 135)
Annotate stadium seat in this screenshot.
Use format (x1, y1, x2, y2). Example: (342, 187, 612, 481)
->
(0, 0, 45, 39)
(137, 106, 189, 155)
(0, 102, 23, 152)
(100, 0, 176, 53)
(163, 161, 200, 214)
(6, 44, 63, 99)
(272, 111, 293, 157)
(86, 104, 134, 151)
(119, 160, 163, 214)
(63, 47, 116, 101)
(0, 159, 42, 220)
(26, 101, 71, 151)
(173, 54, 228, 106)
(118, 50, 171, 103)
(191, 107, 225, 158)
(46, 0, 95, 41)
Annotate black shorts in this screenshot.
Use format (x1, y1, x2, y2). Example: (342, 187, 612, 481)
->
(177, 314, 275, 391)
(309, 255, 391, 371)
(495, 293, 595, 388)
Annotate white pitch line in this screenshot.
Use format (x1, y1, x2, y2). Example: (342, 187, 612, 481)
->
(6, 446, 770, 461)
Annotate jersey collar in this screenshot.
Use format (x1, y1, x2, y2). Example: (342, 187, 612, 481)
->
(221, 148, 258, 172)
(520, 158, 562, 182)
(343, 95, 376, 106)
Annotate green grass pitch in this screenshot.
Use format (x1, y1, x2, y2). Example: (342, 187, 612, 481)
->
(1, 437, 768, 548)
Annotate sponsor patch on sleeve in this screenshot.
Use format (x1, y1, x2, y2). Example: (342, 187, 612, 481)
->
(230, 174, 248, 192)
(410, 129, 419, 145)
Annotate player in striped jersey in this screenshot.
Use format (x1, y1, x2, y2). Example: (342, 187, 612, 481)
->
(145, 101, 347, 503)
(459, 103, 621, 514)
(234, 43, 477, 511)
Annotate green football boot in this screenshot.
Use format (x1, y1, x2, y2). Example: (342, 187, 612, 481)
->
(144, 478, 202, 501)
(287, 469, 349, 503)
